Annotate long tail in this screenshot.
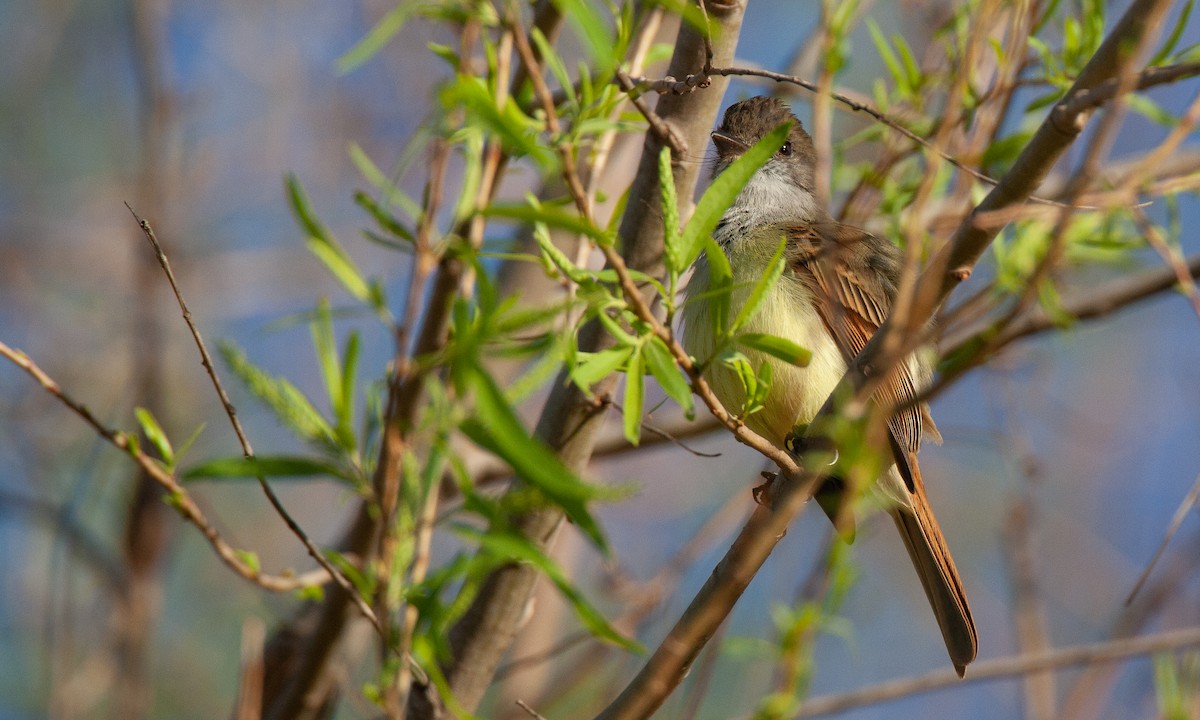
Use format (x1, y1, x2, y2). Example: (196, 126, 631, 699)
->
(888, 457, 977, 676)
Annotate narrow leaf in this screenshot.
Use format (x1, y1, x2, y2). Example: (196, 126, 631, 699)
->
(658, 147, 682, 274)
(485, 202, 610, 244)
(643, 336, 694, 419)
(460, 364, 609, 551)
(678, 121, 791, 268)
(287, 175, 371, 302)
(455, 525, 640, 651)
(220, 341, 337, 450)
(572, 345, 634, 391)
(134, 407, 174, 465)
(623, 349, 645, 445)
(336, 3, 422, 73)
(703, 237, 733, 345)
(184, 455, 353, 483)
(730, 235, 787, 333)
(737, 332, 812, 367)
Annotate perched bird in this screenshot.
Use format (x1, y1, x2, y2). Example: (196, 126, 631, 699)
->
(682, 96, 977, 675)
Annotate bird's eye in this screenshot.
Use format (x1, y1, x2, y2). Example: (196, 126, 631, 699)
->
(779, 141, 793, 156)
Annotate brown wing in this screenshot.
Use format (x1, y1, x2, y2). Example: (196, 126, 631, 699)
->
(785, 222, 926, 459)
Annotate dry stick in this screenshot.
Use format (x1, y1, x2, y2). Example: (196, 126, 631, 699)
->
(892, 0, 1001, 345)
(615, 70, 688, 156)
(123, 205, 383, 633)
(1133, 205, 1200, 320)
(396, 18, 516, 719)
(1061, 541, 1200, 720)
(0, 340, 315, 592)
(1004, 500, 1056, 720)
(942, 254, 1200, 355)
(1126, 471, 1200, 605)
(795, 626, 1200, 717)
(515, 699, 548, 720)
(595, 2, 1175, 718)
(235, 617, 267, 720)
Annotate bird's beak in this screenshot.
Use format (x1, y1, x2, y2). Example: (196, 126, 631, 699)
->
(711, 130, 749, 156)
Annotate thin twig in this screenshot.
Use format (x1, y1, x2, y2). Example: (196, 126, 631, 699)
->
(0, 339, 317, 593)
(1125, 471, 1200, 605)
(615, 70, 687, 158)
(123, 204, 381, 633)
(1004, 499, 1056, 720)
(795, 626, 1200, 717)
(515, 699, 548, 720)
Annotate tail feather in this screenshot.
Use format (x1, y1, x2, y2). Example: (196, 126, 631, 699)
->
(889, 458, 977, 676)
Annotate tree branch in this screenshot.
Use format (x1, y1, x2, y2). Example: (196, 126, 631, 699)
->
(796, 626, 1200, 717)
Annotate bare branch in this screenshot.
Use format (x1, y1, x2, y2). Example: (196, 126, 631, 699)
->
(125, 205, 378, 626)
(0, 340, 322, 594)
(1126, 470, 1200, 605)
(796, 626, 1200, 717)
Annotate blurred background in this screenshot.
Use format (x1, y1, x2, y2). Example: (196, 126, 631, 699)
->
(1, 0, 1199, 718)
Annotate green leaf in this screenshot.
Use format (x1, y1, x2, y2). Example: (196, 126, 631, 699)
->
(311, 298, 342, 424)
(720, 351, 760, 416)
(572, 345, 634, 391)
(174, 423, 206, 462)
(484, 202, 610, 245)
(623, 348, 645, 445)
(134, 407, 174, 466)
(678, 121, 791, 268)
(459, 363, 609, 551)
(749, 360, 773, 416)
(892, 32, 922, 93)
(336, 3, 425, 73)
(236, 549, 261, 573)
(643, 337, 694, 419)
(658, 147, 683, 274)
(220, 341, 337, 451)
(1151, 0, 1192, 65)
(729, 235, 787, 334)
(867, 20, 905, 94)
(184, 455, 354, 483)
(287, 175, 372, 303)
(348, 142, 422, 221)
(440, 77, 554, 169)
(737, 333, 812, 367)
(531, 28, 576, 105)
(703, 237, 733, 345)
(1128, 93, 1177, 127)
(982, 131, 1034, 170)
(354, 190, 414, 244)
(454, 524, 640, 651)
(550, 0, 616, 76)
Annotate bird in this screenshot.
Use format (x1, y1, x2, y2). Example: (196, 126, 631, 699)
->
(681, 95, 977, 675)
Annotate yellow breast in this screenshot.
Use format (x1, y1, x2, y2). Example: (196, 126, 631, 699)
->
(681, 234, 846, 448)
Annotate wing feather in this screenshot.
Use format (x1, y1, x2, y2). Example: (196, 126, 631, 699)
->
(785, 222, 926, 460)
